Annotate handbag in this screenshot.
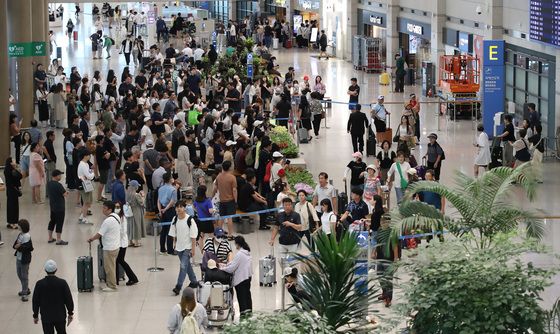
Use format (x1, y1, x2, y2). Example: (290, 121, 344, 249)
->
(81, 179, 94, 193)
(123, 203, 134, 218)
(392, 127, 400, 143)
(305, 202, 316, 232)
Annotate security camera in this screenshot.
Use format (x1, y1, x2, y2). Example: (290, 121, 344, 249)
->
(476, 5, 482, 15)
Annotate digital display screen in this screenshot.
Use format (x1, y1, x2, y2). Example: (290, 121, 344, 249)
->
(530, 0, 560, 47)
(458, 32, 469, 53)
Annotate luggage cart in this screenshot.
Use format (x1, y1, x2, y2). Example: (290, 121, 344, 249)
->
(197, 281, 234, 327)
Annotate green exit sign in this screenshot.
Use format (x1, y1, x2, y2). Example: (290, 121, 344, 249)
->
(8, 42, 47, 57)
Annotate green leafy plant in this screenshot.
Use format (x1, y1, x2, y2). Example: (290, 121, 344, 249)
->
(223, 310, 334, 334)
(399, 235, 556, 334)
(291, 232, 381, 331)
(285, 166, 316, 189)
(384, 163, 544, 250)
(269, 126, 299, 158)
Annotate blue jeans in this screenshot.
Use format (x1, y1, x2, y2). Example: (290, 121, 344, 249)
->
(175, 249, 197, 289)
(395, 188, 405, 204)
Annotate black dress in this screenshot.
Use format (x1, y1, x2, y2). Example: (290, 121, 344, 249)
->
(37, 90, 49, 121)
(4, 167, 22, 226)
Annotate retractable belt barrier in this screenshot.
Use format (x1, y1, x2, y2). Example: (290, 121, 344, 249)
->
(155, 207, 283, 227)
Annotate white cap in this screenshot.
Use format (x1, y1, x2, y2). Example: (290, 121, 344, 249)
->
(143, 116, 152, 122)
(226, 140, 236, 147)
(378, 95, 384, 100)
(253, 120, 263, 127)
(44, 259, 57, 273)
(145, 139, 154, 147)
(407, 168, 418, 175)
(272, 151, 284, 158)
(366, 164, 377, 171)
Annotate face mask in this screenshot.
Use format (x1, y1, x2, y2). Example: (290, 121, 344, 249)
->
(71, 133, 76, 138)
(115, 208, 121, 214)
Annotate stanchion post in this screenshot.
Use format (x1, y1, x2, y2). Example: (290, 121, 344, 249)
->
(147, 222, 164, 272)
(280, 256, 286, 311)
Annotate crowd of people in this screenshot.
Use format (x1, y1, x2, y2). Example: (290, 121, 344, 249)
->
(3, 5, 548, 333)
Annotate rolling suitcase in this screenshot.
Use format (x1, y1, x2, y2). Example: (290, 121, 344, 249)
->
(405, 68, 415, 85)
(272, 38, 279, 49)
(77, 244, 94, 292)
(379, 72, 390, 85)
(415, 157, 427, 179)
(366, 128, 376, 157)
(337, 180, 349, 215)
(97, 244, 125, 282)
(259, 248, 276, 287)
(489, 138, 503, 170)
(73, 31, 78, 41)
(298, 126, 309, 144)
(375, 114, 393, 146)
(284, 38, 292, 48)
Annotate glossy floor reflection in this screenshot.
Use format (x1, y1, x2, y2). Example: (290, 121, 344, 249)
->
(1, 4, 559, 333)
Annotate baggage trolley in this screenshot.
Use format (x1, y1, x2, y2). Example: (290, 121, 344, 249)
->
(197, 281, 234, 327)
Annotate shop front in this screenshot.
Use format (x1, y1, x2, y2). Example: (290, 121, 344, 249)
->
(264, 0, 290, 21)
(293, 0, 321, 29)
(397, 17, 431, 71)
(358, 9, 386, 39)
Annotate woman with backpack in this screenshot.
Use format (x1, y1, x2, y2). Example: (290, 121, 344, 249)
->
(167, 287, 208, 334)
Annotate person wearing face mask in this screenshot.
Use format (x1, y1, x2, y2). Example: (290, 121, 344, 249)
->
(113, 202, 139, 286)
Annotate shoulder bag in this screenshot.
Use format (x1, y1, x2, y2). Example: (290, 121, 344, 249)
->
(396, 163, 408, 190)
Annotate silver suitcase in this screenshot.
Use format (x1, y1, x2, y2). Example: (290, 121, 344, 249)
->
(259, 249, 276, 287)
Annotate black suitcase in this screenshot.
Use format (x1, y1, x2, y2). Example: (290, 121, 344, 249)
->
(489, 138, 503, 170)
(405, 68, 416, 85)
(77, 244, 94, 292)
(337, 180, 349, 214)
(366, 129, 376, 157)
(97, 244, 125, 282)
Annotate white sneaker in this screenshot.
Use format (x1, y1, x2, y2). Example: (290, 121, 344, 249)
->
(0, 241, 4, 246)
(102, 287, 117, 292)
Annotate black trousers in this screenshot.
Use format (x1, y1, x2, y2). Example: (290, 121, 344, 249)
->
(160, 208, 176, 254)
(312, 116, 322, 136)
(246, 202, 268, 227)
(235, 278, 253, 315)
(11, 134, 21, 164)
(48, 210, 65, 234)
(123, 52, 131, 65)
(374, 118, 387, 133)
(395, 74, 405, 92)
(42, 321, 66, 334)
(351, 133, 365, 153)
(116, 247, 138, 282)
(6, 191, 19, 225)
(427, 161, 442, 181)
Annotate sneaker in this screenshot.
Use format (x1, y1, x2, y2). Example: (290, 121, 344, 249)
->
(21, 295, 28, 302)
(172, 287, 180, 296)
(78, 218, 85, 224)
(87, 210, 93, 216)
(159, 251, 168, 256)
(48, 239, 56, 243)
(56, 240, 69, 246)
(188, 282, 201, 289)
(126, 280, 138, 286)
(106, 56, 111, 59)
(18, 289, 31, 296)
(0, 241, 4, 246)
(259, 225, 271, 230)
(102, 287, 117, 292)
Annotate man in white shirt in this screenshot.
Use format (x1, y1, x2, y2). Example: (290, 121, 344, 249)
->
(312, 172, 338, 216)
(371, 95, 389, 133)
(169, 200, 199, 295)
(140, 117, 153, 150)
(87, 201, 121, 292)
(77, 149, 95, 224)
(193, 45, 204, 62)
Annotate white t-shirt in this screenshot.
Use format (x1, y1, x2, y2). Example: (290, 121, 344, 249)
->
(387, 161, 411, 189)
(98, 214, 121, 251)
(77, 161, 95, 181)
(269, 162, 283, 187)
(321, 211, 337, 235)
(182, 47, 193, 58)
(193, 48, 204, 61)
(168, 215, 199, 252)
(140, 125, 152, 149)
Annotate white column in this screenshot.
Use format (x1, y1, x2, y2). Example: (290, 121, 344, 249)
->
(430, 0, 446, 72)
(385, 0, 400, 68)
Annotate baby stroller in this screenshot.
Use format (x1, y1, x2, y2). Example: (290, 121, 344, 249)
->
(197, 280, 234, 327)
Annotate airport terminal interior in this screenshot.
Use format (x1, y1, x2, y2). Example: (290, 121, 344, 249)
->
(0, 1, 560, 333)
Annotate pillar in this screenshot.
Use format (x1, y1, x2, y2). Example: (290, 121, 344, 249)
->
(42, 0, 50, 67)
(430, 0, 446, 73)
(0, 0, 10, 163)
(8, 0, 34, 127)
(485, 0, 504, 40)
(32, 0, 47, 70)
(344, 0, 357, 61)
(385, 0, 400, 68)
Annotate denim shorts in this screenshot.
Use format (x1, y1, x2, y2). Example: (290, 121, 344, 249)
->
(20, 155, 30, 173)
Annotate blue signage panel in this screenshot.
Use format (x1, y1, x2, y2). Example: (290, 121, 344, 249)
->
(247, 64, 254, 79)
(482, 40, 505, 138)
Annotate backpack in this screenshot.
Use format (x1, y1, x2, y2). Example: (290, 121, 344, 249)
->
(172, 213, 201, 240)
(436, 143, 446, 160)
(180, 311, 201, 334)
(263, 161, 273, 183)
(301, 105, 311, 119)
(109, 38, 115, 45)
(245, 145, 255, 167)
(310, 100, 323, 115)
